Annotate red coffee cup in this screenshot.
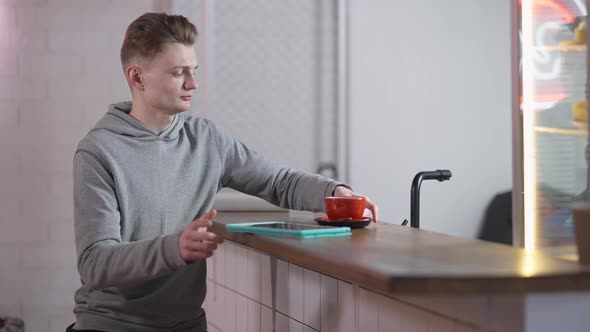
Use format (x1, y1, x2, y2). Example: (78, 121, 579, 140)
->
(324, 196, 366, 220)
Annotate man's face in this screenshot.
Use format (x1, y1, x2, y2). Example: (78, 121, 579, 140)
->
(140, 43, 198, 115)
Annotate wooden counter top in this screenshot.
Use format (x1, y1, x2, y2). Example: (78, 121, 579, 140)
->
(212, 211, 590, 294)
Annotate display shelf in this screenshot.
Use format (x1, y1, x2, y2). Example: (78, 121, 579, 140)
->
(535, 125, 588, 137)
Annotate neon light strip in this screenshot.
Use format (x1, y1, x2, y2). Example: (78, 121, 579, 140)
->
(522, 0, 537, 251)
(573, 0, 587, 16)
(518, 0, 576, 23)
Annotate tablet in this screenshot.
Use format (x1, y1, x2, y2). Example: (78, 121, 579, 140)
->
(225, 221, 351, 238)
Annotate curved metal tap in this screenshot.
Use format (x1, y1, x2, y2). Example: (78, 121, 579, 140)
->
(410, 170, 452, 229)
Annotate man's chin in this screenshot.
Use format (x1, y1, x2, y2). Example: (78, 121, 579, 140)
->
(169, 104, 191, 114)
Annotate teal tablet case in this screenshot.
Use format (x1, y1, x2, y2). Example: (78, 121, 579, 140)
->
(225, 221, 351, 238)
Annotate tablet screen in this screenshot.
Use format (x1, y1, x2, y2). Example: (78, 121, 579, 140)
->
(249, 222, 324, 231)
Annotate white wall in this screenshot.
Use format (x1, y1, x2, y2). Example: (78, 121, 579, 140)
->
(0, 1, 158, 331)
(348, 0, 512, 238)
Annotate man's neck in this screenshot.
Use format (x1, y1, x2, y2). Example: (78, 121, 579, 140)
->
(129, 103, 175, 134)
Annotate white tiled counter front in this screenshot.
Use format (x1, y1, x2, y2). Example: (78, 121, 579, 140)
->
(204, 242, 487, 332)
(202, 212, 590, 332)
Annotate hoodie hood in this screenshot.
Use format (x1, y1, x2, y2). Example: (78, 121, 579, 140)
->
(91, 101, 185, 141)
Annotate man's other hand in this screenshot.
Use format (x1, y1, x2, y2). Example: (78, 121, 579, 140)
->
(178, 209, 224, 262)
(333, 186, 379, 222)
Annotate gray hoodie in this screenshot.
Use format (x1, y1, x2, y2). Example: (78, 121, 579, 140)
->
(72, 102, 343, 331)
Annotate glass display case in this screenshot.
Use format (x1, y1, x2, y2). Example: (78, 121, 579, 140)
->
(513, 0, 590, 256)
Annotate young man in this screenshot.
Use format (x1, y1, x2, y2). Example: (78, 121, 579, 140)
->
(70, 12, 378, 332)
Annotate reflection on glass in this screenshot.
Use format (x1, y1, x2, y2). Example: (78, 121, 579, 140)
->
(518, 0, 588, 255)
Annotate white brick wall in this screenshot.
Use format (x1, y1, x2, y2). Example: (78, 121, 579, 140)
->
(0, 1, 162, 331)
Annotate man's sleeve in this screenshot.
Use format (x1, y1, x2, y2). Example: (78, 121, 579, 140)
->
(207, 121, 349, 212)
(73, 150, 186, 290)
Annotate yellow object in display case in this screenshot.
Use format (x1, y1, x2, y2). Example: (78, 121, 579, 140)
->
(573, 101, 589, 129)
(559, 21, 587, 48)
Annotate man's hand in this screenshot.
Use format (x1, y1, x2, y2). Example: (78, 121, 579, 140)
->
(178, 209, 224, 262)
(333, 186, 379, 222)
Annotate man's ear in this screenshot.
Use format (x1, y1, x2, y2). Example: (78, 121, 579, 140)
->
(125, 65, 144, 91)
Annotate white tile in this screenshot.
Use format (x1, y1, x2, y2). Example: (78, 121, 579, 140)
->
(525, 292, 590, 332)
(427, 314, 456, 332)
(83, 101, 109, 125)
(275, 311, 289, 332)
(17, 7, 81, 31)
(109, 79, 133, 101)
(22, 289, 74, 316)
(206, 253, 214, 282)
(0, 27, 47, 50)
(223, 288, 237, 332)
(46, 0, 114, 8)
(454, 322, 479, 332)
(0, 0, 47, 7)
(237, 294, 249, 332)
(246, 249, 261, 301)
(288, 263, 304, 322)
(83, 54, 125, 81)
(0, 272, 22, 316)
(80, 7, 146, 34)
(303, 268, 321, 330)
(52, 30, 121, 54)
(0, 7, 16, 30)
(49, 171, 75, 198)
(49, 220, 76, 244)
(260, 305, 273, 332)
(276, 259, 289, 315)
(236, 245, 247, 295)
(320, 274, 338, 332)
(289, 317, 304, 332)
(246, 298, 261, 332)
(13, 171, 52, 200)
(0, 101, 17, 130)
(378, 295, 399, 332)
(453, 295, 486, 327)
(0, 220, 48, 244)
(337, 281, 355, 332)
(213, 241, 225, 285)
(224, 243, 236, 289)
(113, 0, 158, 9)
(489, 294, 523, 332)
(0, 246, 19, 270)
(19, 196, 73, 225)
(209, 284, 226, 327)
(47, 77, 112, 100)
(0, 196, 19, 222)
(385, 297, 429, 332)
(0, 52, 18, 76)
(0, 302, 21, 317)
(260, 253, 272, 307)
(20, 316, 49, 332)
(50, 267, 81, 290)
(21, 244, 76, 269)
(0, 150, 19, 174)
(20, 54, 82, 78)
(359, 288, 380, 332)
(19, 267, 54, 291)
(0, 78, 47, 100)
(17, 144, 75, 176)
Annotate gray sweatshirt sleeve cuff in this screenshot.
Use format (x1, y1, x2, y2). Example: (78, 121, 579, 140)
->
(324, 182, 353, 197)
(162, 233, 187, 269)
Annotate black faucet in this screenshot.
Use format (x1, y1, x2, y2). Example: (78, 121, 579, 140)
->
(409, 170, 452, 229)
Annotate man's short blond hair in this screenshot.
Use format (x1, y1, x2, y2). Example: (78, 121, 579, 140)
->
(120, 12, 197, 68)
